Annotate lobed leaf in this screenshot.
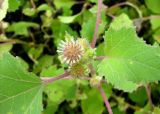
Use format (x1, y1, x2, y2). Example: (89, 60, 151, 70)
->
(98, 14, 160, 92)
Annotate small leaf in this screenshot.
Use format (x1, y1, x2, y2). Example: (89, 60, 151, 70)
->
(98, 14, 160, 92)
(28, 45, 44, 63)
(22, 8, 36, 17)
(58, 14, 80, 24)
(88, 0, 98, 3)
(6, 21, 39, 36)
(40, 66, 64, 77)
(44, 80, 76, 113)
(150, 18, 160, 43)
(128, 87, 147, 106)
(8, 0, 20, 12)
(81, 89, 104, 114)
(54, 0, 74, 9)
(145, 0, 160, 14)
(37, 4, 53, 12)
(33, 55, 53, 73)
(0, 53, 43, 114)
(51, 19, 78, 46)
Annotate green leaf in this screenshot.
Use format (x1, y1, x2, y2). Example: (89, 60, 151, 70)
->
(88, 0, 98, 3)
(152, 107, 160, 114)
(7, 21, 39, 36)
(40, 66, 64, 77)
(150, 18, 160, 43)
(22, 8, 36, 17)
(33, 55, 53, 74)
(112, 107, 125, 114)
(145, 0, 160, 14)
(43, 100, 59, 114)
(81, 16, 96, 41)
(81, 15, 106, 41)
(28, 45, 44, 63)
(96, 43, 105, 56)
(0, 35, 12, 56)
(16, 57, 29, 70)
(53, 0, 74, 9)
(0, 53, 43, 114)
(51, 19, 78, 46)
(128, 87, 147, 106)
(8, 0, 20, 12)
(58, 14, 80, 24)
(134, 103, 152, 114)
(0, 0, 8, 21)
(41, 66, 77, 113)
(81, 89, 104, 114)
(98, 14, 160, 92)
(37, 4, 53, 12)
(44, 80, 77, 113)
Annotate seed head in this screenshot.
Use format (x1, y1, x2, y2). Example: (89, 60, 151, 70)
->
(57, 38, 84, 65)
(70, 62, 89, 77)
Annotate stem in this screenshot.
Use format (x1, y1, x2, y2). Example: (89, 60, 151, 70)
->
(91, 0, 103, 48)
(133, 15, 160, 22)
(30, 0, 36, 9)
(0, 42, 16, 45)
(88, 63, 96, 76)
(79, 76, 91, 81)
(145, 84, 154, 108)
(0, 39, 26, 45)
(41, 71, 70, 83)
(112, 94, 141, 111)
(98, 83, 113, 114)
(95, 56, 106, 60)
(108, 2, 142, 18)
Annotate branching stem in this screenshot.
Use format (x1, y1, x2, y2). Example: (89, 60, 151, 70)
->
(98, 82, 113, 114)
(41, 71, 70, 83)
(91, 0, 103, 48)
(108, 2, 142, 18)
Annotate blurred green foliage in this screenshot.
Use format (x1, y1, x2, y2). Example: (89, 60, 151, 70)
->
(0, 0, 160, 114)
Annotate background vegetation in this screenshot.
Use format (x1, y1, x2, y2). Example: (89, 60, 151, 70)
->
(0, 0, 160, 114)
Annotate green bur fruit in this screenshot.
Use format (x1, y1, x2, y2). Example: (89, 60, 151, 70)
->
(70, 62, 89, 77)
(69, 38, 95, 77)
(78, 38, 96, 63)
(98, 14, 160, 92)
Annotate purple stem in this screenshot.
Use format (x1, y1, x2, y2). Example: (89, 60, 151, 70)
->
(0, 42, 16, 45)
(95, 56, 106, 60)
(98, 83, 113, 114)
(145, 84, 154, 108)
(41, 71, 70, 83)
(91, 0, 103, 48)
